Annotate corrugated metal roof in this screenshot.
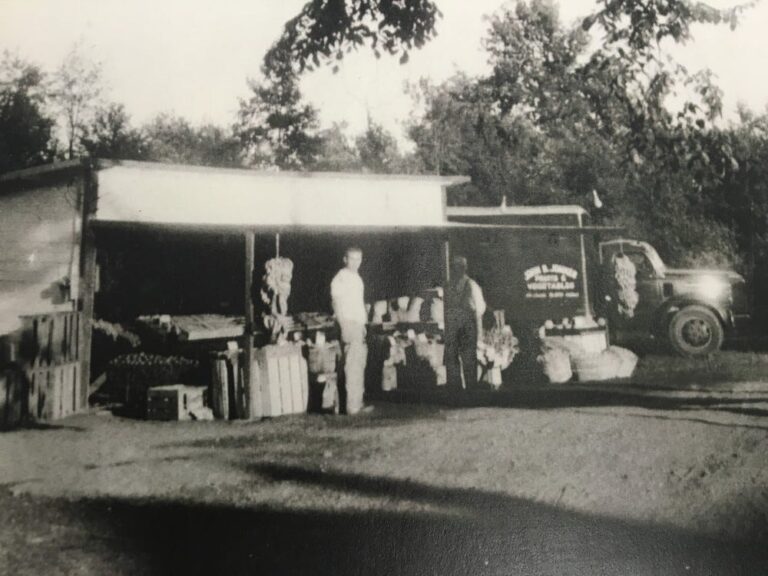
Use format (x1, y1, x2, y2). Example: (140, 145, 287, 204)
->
(94, 161, 468, 228)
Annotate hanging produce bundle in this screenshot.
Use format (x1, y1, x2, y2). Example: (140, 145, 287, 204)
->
(610, 253, 639, 318)
(260, 257, 294, 343)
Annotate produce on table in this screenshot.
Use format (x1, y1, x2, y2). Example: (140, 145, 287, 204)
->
(406, 296, 424, 322)
(92, 319, 141, 347)
(429, 297, 444, 328)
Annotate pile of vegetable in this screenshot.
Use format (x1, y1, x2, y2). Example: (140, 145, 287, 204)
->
(478, 325, 519, 371)
(107, 353, 200, 399)
(260, 257, 294, 342)
(610, 253, 639, 318)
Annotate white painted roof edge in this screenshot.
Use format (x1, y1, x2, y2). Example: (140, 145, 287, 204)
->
(94, 159, 471, 186)
(446, 204, 588, 216)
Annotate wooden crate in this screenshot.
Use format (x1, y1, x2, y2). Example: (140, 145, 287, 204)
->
(146, 385, 205, 421)
(210, 358, 231, 420)
(0, 369, 25, 429)
(209, 351, 247, 420)
(24, 312, 80, 367)
(20, 312, 84, 423)
(28, 362, 80, 421)
(250, 344, 308, 418)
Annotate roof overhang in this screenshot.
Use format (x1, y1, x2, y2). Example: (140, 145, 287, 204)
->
(92, 218, 622, 237)
(93, 160, 469, 228)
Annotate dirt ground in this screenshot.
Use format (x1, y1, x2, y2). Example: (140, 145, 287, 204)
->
(1, 355, 767, 575)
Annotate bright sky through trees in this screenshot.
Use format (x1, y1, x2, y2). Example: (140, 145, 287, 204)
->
(1, 0, 766, 143)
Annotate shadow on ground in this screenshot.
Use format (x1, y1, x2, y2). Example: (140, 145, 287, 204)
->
(376, 386, 768, 426)
(1, 463, 765, 576)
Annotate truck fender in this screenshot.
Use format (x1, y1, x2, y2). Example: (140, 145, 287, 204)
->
(655, 298, 730, 334)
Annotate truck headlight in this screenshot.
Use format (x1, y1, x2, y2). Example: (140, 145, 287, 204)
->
(697, 276, 729, 300)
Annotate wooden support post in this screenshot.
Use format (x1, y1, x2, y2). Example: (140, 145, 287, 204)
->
(443, 240, 451, 284)
(243, 231, 260, 419)
(577, 213, 592, 319)
(78, 163, 98, 411)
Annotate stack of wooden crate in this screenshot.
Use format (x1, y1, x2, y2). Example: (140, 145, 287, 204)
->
(25, 312, 83, 422)
(210, 343, 309, 419)
(209, 349, 245, 420)
(251, 344, 309, 417)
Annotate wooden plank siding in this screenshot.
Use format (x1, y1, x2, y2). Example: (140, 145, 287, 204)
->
(0, 161, 96, 422)
(0, 177, 84, 335)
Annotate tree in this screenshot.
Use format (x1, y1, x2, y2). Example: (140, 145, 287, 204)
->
(313, 122, 361, 171)
(266, 0, 440, 72)
(406, 1, 749, 267)
(268, 0, 750, 74)
(51, 44, 104, 159)
(80, 103, 146, 160)
(143, 113, 241, 167)
(236, 48, 321, 170)
(355, 117, 402, 173)
(0, 52, 55, 173)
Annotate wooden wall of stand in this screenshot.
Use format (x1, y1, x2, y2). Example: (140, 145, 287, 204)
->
(0, 311, 85, 426)
(25, 312, 83, 421)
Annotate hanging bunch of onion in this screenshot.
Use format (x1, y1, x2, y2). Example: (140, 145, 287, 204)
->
(260, 257, 294, 341)
(611, 253, 639, 318)
(478, 326, 519, 370)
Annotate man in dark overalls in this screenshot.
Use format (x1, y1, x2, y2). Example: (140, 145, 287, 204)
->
(445, 256, 486, 390)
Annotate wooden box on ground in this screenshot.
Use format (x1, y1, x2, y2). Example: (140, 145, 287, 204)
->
(146, 385, 205, 421)
(106, 354, 200, 417)
(249, 344, 309, 418)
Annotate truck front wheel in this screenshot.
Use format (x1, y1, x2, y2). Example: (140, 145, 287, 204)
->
(667, 305, 724, 357)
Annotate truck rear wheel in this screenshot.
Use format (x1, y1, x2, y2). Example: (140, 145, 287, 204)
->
(668, 305, 724, 357)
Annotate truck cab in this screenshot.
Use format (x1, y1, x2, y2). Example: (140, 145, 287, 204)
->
(598, 239, 750, 356)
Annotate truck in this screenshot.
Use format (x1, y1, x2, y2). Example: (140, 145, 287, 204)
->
(446, 204, 751, 357)
(598, 239, 750, 356)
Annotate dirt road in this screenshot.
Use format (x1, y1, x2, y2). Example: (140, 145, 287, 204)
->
(1, 381, 766, 575)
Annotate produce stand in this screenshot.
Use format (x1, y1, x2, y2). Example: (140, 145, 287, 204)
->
(83, 162, 630, 418)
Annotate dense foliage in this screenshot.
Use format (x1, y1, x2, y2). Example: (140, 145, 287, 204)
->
(3, 1, 768, 306)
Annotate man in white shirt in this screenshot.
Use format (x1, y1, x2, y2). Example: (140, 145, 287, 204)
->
(445, 255, 486, 389)
(331, 246, 369, 414)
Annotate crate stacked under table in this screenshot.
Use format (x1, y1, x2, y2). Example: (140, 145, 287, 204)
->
(210, 343, 309, 419)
